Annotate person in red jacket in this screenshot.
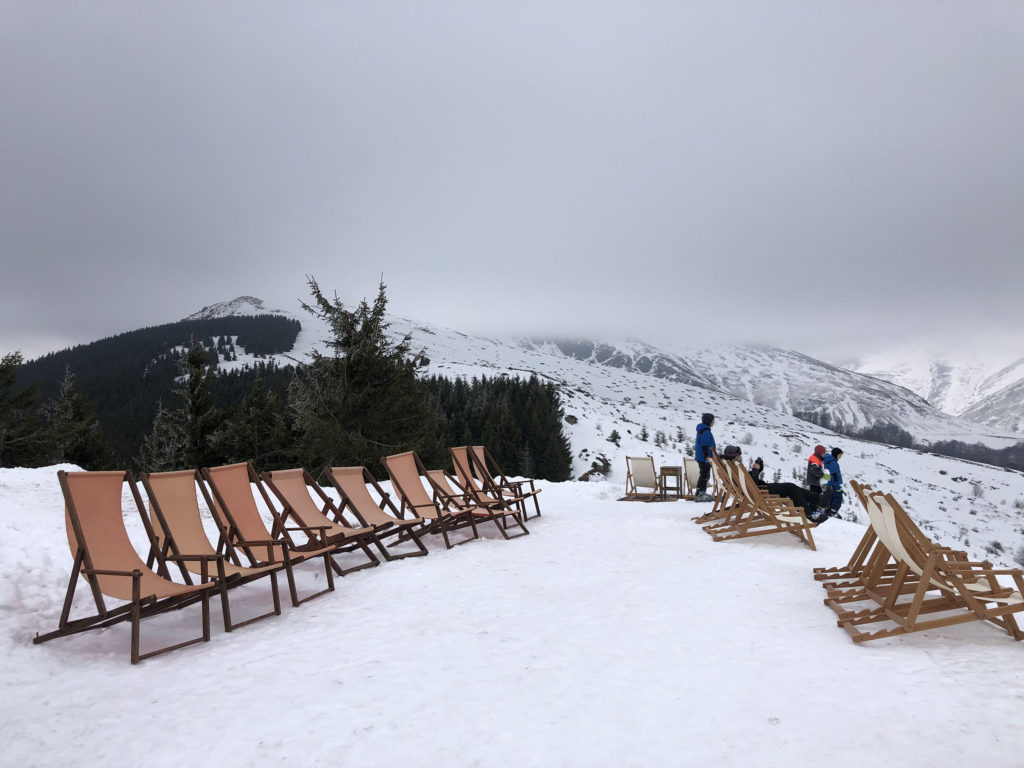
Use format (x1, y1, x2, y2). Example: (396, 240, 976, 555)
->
(806, 445, 826, 493)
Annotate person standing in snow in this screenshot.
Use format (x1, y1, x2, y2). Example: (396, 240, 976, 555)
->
(806, 444, 826, 493)
(811, 447, 844, 522)
(694, 413, 717, 502)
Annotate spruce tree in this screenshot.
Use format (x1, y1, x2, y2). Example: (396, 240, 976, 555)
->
(137, 400, 186, 471)
(211, 369, 293, 470)
(0, 352, 48, 467)
(174, 341, 221, 469)
(42, 365, 115, 469)
(288, 278, 443, 474)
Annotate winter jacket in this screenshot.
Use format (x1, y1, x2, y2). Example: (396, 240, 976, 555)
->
(695, 423, 716, 463)
(822, 453, 843, 489)
(806, 454, 824, 489)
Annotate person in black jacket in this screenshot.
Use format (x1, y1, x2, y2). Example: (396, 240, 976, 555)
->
(806, 445, 826, 493)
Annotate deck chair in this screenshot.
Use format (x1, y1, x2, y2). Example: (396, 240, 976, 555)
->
(690, 458, 738, 523)
(469, 445, 542, 518)
(325, 466, 429, 560)
(34, 470, 215, 664)
(702, 456, 816, 550)
(141, 469, 283, 632)
(682, 457, 702, 500)
(203, 462, 337, 607)
(383, 451, 482, 549)
(261, 468, 381, 576)
(830, 491, 1024, 642)
(624, 456, 661, 501)
(427, 466, 530, 540)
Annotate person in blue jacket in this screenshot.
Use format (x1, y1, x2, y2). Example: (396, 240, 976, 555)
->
(811, 447, 844, 522)
(694, 413, 717, 502)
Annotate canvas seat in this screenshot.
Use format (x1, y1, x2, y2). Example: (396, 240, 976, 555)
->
(203, 462, 338, 607)
(261, 467, 382, 577)
(34, 470, 215, 664)
(141, 469, 283, 632)
(428, 465, 530, 540)
(624, 456, 661, 501)
(325, 466, 429, 560)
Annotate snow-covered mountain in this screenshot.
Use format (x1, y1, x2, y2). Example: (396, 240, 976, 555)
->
(185, 296, 287, 321)
(845, 346, 1024, 434)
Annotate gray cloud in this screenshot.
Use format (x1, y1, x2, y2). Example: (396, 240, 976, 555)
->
(2, 1, 1023, 360)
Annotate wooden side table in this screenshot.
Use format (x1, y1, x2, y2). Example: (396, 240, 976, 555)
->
(660, 466, 683, 500)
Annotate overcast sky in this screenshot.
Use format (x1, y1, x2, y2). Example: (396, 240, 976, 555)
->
(2, 1, 1023, 362)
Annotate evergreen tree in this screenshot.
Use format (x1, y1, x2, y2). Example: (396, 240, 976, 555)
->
(639, 425, 649, 442)
(0, 352, 48, 467)
(136, 400, 186, 471)
(608, 429, 621, 446)
(211, 370, 294, 470)
(288, 278, 443, 474)
(174, 342, 221, 469)
(42, 365, 115, 469)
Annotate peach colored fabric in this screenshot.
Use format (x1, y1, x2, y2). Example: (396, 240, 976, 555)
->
(205, 463, 274, 543)
(383, 453, 441, 520)
(145, 470, 274, 579)
(450, 446, 481, 491)
(265, 469, 373, 539)
(329, 467, 421, 527)
(63, 471, 205, 601)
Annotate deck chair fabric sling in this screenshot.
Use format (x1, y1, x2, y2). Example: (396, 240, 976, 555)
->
(702, 457, 816, 550)
(202, 462, 337, 607)
(326, 466, 429, 560)
(469, 445, 542, 518)
(829, 491, 1024, 642)
(34, 470, 215, 664)
(682, 457, 702, 500)
(427, 467, 530, 540)
(261, 468, 381, 576)
(624, 456, 661, 501)
(383, 451, 481, 549)
(141, 469, 283, 631)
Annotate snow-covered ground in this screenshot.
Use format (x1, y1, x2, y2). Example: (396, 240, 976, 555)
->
(3, 465, 1024, 767)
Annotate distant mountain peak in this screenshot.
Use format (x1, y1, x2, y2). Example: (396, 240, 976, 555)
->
(185, 296, 283, 321)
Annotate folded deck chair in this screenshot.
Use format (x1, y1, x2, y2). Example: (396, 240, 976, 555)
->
(830, 491, 1024, 642)
(34, 470, 215, 664)
(325, 466, 429, 560)
(261, 468, 381, 577)
(141, 469, 283, 632)
(702, 456, 816, 550)
(624, 456, 661, 501)
(427, 466, 529, 540)
(202, 462, 337, 607)
(469, 445, 542, 518)
(383, 451, 481, 549)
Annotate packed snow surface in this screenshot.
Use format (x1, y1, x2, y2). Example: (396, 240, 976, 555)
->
(3, 465, 1024, 767)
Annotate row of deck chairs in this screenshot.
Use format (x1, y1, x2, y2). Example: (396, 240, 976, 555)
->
(814, 481, 1024, 642)
(692, 454, 817, 550)
(34, 446, 542, 664)
(623, 456, 704, 502)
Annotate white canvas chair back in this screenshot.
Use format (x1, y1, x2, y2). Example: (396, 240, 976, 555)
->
(683, 457, 701, 492)
(626, 456, 658, 492)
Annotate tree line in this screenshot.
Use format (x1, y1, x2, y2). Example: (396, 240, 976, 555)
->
(2, 280, 574, 482)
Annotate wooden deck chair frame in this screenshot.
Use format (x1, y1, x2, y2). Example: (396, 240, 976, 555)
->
(624, 456, 661, 501)
(428, 464, 530, 541)
(702, 456, 816, 550)
(141, 469, 283, 632)
(830, 491, 1024, 642)
(690, 458, 738, 523)
(202, 462, 337, 608)
(325, 466, 429, 561)
(682, 457, 702, 500)
(261, 467, 382, 577)
(449, 446, 524, 520)
(469, 445, 542, 518)
(383, 451, 482, 549)
(34, 470, 215, 664)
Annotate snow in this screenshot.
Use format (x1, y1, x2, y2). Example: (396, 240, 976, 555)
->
(3, 464, 1024, 767)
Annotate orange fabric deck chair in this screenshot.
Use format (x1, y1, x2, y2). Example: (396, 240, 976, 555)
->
(202, 462, 338, 607)
(261, 467, 381, 576)
(34, 470, 216, 664)
(427, 465, 529, 540)
(141, 469, 283, 631)
(468, 445, 542, 518)
(325, 466, 429, 560)
(383, 451, 482, 549)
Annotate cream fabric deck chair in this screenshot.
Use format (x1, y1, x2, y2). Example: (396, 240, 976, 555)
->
(682, 457, 702, 500)
(141, 469, 283, 632)
(829, 490, 1024, 642)
(326, 466, 429, 560)
(624, 456, 661, 501)
(203, 462, 337, 607)
(34, 470, 215, 664)
(383, 451, 482, 549)
(261, 467, 381, 576)
(701, 456, 816, 550)
(427, 466, 530, 540)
